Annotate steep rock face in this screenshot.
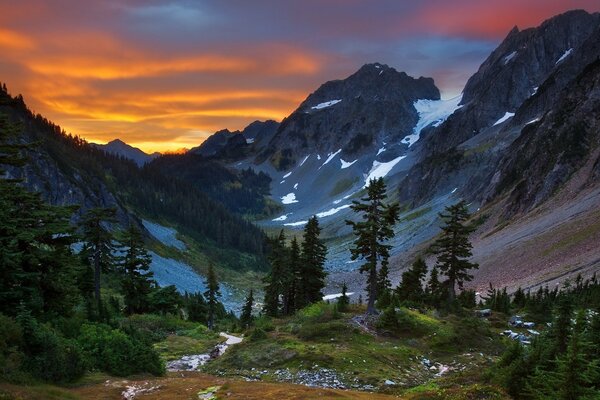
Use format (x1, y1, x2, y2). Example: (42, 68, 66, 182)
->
(487, 59, 600, 216)
(260, 63, 440, 170)
(422, 9, 600, 155)
(398, 10, 600, 208)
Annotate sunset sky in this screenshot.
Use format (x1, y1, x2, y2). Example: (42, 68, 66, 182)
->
(1, 1, 598, 153)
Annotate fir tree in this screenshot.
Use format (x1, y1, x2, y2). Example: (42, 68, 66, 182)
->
(282, 237, 301, 315)
(240, 289, 254, 329)
(426, 266, 442, 307)
(80, 207, 118, 311)
(118, 225, 155, 315)
(263, 230, 288, 317)
(185, 292, 207, 323)
(204, 264, 221, 329)
(346, 178, 399, 315)
(299, 216, 327, 307)
(397, 258, 428, 304)
(433, 201, 478, 305)
(337, 282, 349, 312)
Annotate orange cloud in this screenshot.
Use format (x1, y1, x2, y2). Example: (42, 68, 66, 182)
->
(0, 28, 35, 50)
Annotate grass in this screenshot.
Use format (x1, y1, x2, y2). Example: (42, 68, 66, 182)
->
(329, 177, 359, 197)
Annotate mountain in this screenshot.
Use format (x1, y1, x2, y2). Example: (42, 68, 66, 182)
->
(93, 138, 160, 166)
(183, 9, 600, 297)
(190, 120, 279, 160)
(258, 63, 440, 170)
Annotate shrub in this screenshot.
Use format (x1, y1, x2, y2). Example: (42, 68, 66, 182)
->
(0, 314, 25, 381)
(21, 319, 86, 383)
(120, 314, 197, 342)
(78, 323, 164, 376)
(249, 328, 268, 341)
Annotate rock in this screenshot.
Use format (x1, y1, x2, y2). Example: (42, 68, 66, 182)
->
(384, 379, 396, 385)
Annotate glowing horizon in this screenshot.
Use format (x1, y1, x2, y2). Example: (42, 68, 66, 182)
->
(1, 1, 598, 153)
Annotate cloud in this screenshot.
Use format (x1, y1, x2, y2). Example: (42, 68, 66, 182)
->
(0, 0, 598, 152)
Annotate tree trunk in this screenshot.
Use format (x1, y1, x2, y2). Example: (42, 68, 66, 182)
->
(447, 277, 456, 304)
(94, 247, 101, 311)
(366, 263, 378, 315)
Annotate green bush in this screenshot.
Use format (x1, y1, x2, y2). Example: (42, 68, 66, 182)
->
(78, 323, 164, 376)
(119, 314, 197, 342)
(0, 314, 25, 381)
(249, 327, 268, 341)
(21, 320, 86, 383)
(253, 316, 275, 332)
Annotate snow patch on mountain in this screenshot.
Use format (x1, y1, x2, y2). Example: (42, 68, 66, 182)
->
(311, 99, 342, 110)
(364, 155, 406, 187)
(377, 146, 386, 155)
(316, 204, 351, 218)
(320, 149, 342, 168)
(555, 48, 573, 64)
(340, 158, 357, 169)
(402, 95, 462, 147)
(284, 220, 308, 227)
(272, 213, 292, 222)
(281, 192, 298, 204)
(283, 171, 292, 179)
(299, 155, 310, 166)
(323, 292, 355, 300)
(493, 112, 515, 126)
(142, 219, 186, 251)
(503, 51, 517, 65)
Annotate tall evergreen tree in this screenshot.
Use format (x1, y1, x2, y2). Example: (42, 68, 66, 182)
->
(0, 114, 80, 318)
(433, 201, 478, 305)
(80, 207, 117, 311)
(118, 225, 155, 315)
(299, 216, 327, 307)
(282, 237, 301, 315)
(346, 178, 399, 315)
(204, 264, 221, 329)
(240, 289, 254, 329)
(397, 258, 428, 304)
(263, 231, 288, 317)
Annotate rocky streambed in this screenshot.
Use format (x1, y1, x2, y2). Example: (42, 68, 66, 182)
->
(166, 332, 243, 372)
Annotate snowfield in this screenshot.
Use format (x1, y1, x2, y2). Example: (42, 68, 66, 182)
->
(281, 192, 299, 204)
(402, 95, 462, 147)
(284, 220, 308, 227)
(320, 149, 342, 168)
(316, 204, 351, 218)
(142, 219, 186, 251)
(311, 99, 342, 110)
(503, 51, 517, 65)
(364, 155, 406, 187)
(493, 112, 515, 126)
(556, 48, 573, 64)
(323, 292, 355, 300)
(340, 158, 357, 169)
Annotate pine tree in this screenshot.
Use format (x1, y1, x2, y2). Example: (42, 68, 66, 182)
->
(80, 207, 118, 311)
(185, 292, 207, 323)
(263, 231, 288, 317)
(337, 282, 349, 312)
(433, 201, 478, 305)
(283, 237, 301, 315)
(397, 258, 428, 304)
(346, 178, 399, 315)
(426, 266, 442, 307)
(204, 264, 221, 329)
(0, 114, 81, 318)
(551, 296, 573, 356)
(240, 289, 254, 329)
(299, 216, 327, 307)
(118, 225, 155, 315)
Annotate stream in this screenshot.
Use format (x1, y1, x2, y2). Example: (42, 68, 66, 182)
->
(166, 332, 243, 371)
